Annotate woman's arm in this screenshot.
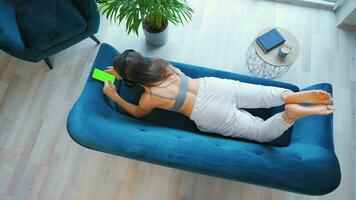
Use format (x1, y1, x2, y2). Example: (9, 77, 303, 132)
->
(103, 81, 154, 118)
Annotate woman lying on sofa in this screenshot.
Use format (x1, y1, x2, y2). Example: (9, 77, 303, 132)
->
(102, 50, 334, 143)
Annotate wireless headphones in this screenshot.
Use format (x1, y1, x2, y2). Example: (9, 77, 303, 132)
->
(116, 49, 136, 88)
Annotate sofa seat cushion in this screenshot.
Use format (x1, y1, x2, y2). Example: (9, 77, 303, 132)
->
(16, 0, 87, 52)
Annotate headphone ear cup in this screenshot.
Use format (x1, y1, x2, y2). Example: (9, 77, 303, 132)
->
(119, 49, 136, 86)
(125, 80, 136, 88)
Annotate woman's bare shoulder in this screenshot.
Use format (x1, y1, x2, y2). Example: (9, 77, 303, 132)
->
(139, 92, 157, 108)
(168, 64, 192, 79)
(140, 92, 155, 102)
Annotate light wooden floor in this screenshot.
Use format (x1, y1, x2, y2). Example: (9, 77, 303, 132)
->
(1, 0, 355, 199)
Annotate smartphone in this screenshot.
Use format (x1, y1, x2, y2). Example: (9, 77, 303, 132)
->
(92, 68, 115, 83)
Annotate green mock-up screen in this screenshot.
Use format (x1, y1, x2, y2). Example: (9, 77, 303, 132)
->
(92, 68, 115, 83)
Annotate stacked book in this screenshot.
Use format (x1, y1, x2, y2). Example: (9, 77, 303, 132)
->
(256, 28, 285, 53)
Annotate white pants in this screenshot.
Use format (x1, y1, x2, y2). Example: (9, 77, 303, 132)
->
(189, 77, 293, 142)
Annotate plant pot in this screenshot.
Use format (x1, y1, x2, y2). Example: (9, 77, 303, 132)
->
(143, 19, 168, 47)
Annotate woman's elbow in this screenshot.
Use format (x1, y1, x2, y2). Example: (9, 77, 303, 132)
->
(134, 113, 145, 118)
(133, 109, 149, 118)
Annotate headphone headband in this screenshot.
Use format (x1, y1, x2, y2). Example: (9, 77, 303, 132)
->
(118, 49, 136, 87)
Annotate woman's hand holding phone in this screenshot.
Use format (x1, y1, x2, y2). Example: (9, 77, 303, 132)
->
(105, 66, 122, 80)
(103, 80, 119, 100)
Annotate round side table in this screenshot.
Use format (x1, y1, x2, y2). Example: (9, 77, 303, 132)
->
(246, 27, 300, 79)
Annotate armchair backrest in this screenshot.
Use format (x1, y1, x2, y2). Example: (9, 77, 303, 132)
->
(70, 0, 99, 21)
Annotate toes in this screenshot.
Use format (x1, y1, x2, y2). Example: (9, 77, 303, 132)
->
(320, 109, 329, 115)
(320, 105, 334, 115)
(325, 109, 334, 114)
(326, 105, 334, 110)
(320, 109, 333, 115)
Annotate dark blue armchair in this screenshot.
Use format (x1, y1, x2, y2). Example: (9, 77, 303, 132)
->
(0, 0, 100, 69)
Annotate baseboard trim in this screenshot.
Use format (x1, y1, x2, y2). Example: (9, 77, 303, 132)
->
(337, 23, 356, 30)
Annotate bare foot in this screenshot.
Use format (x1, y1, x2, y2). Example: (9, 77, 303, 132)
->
(282, 104, 335, 124)
(282, 90, 333, 104)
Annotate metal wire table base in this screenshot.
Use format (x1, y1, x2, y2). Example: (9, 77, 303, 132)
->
(246, 43, 291, 79)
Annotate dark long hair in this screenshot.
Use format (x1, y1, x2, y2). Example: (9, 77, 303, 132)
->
(113, 51, 173, 87)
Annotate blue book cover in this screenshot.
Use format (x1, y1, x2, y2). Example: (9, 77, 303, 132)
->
(256, 28, 285, 53)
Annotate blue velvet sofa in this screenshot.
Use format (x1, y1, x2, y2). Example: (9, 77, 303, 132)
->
(0, 0, 100, 69)
(67, 43, 341, 195)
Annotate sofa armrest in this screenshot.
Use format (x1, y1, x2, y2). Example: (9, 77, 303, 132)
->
(282, 143, 341, 195)
(290, 83, 335, 151)
(0, 0, 26, 53)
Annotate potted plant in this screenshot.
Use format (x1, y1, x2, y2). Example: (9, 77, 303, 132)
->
(97, 0, 193, 46)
